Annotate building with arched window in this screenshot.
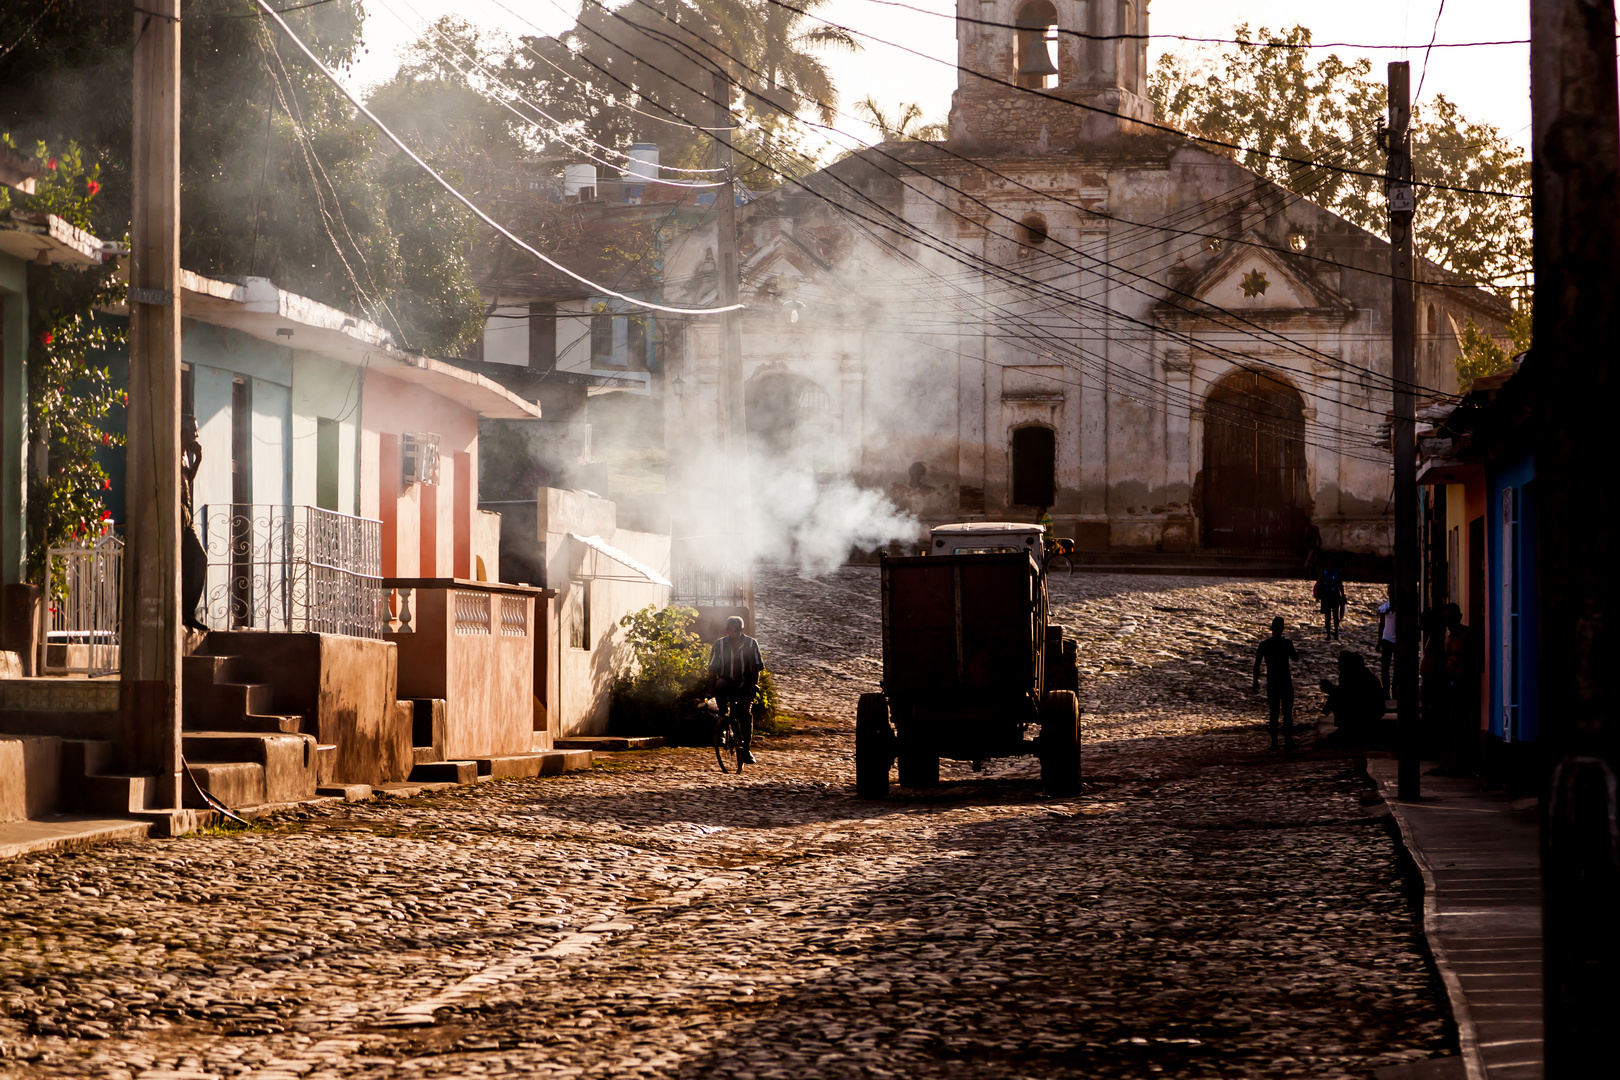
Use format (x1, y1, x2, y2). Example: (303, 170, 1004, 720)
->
(661, 0, 1512, 557)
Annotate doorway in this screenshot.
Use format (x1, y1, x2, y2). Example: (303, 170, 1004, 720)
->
(1201, 369, 1309, 551)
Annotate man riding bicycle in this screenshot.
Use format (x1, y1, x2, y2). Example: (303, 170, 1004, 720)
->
(709, 615, 764, 766)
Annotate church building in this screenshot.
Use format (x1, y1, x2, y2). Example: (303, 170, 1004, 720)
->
(661, 0, 1511, 559)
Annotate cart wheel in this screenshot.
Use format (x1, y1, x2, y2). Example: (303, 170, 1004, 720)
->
(897, 746, 940, 789)
(1040, 689, 1081, 797)
(855, 693, 893, 798)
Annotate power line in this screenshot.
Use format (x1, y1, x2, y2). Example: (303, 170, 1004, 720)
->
(757, 0, 1530, 202)
(252, 0, 742, 317)
(841, 1, 1526, 52)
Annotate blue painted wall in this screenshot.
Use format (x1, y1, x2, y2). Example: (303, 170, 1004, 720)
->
(1486, 451, 1537, 743)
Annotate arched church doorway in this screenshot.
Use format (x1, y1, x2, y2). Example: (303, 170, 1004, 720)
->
(1201, 369, 1309, 551)
(745, 371, 835, 473)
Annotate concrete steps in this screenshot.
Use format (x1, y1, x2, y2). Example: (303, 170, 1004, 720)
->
(182, 731, 317, 809)
(58, 739, 160, 815)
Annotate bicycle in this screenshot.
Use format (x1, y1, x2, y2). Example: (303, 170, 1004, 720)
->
(713, 708, 747, 773)
(1044, 536, 1075, 576)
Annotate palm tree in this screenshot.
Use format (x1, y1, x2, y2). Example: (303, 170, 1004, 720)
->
(852, 95, 946, 141)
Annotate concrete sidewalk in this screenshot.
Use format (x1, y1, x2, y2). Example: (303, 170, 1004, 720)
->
(1368, 757, 1543, 1080)
(0, 815, 152, 862)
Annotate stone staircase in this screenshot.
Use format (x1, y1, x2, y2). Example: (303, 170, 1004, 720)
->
(181, 649, 318, 810)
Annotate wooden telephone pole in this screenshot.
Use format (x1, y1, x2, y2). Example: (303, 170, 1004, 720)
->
(1531, 0, 1620, 1073)
(712, 68, 753, 617)
(1386, 61, 1421, 801)
(121, 0, 184, 811)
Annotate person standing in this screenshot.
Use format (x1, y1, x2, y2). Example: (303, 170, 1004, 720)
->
(709, 615, 764, 765)
(1431, 603, 1479, 776)
(1252, 616, 1301, 751)
(1315, 564, 1346, 640)
(1376, 586, 1397, 697)
(180, 414, 208, 633)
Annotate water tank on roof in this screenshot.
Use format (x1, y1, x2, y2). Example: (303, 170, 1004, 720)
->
(626, 143, 660, 184)
(564, 164, 597, 199)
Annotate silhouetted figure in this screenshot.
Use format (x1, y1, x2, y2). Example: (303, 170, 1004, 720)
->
(1253, 616, 1300, 751)
(1376, 586, 1397, 696)
(1315, 563, 1347, 640)
(1320, 650, 1384, 743)
(709, 615, 764, 766)
(180, 415, 208, 633)
(1418, 607, 1446, 756)
(1430, 603, 1480, 776)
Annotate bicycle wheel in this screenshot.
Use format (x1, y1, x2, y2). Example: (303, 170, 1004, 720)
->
(714, 714, 740, 773)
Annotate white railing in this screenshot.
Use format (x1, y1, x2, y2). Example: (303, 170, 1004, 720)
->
(45, 533, 123, 677)
(194, 505, 385, 639)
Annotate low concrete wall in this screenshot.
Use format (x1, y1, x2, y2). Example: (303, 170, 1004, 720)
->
(0, 678, 121, 741)
(386, 580, 543, 760)
(0, 735, 61, 821)
(201, 633, 411, 786)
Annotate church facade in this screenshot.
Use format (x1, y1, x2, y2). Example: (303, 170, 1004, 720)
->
(662, 0, 1511, 557)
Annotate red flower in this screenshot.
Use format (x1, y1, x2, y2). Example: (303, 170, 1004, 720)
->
(38, 332, 53, 346)
(86, 179, 101, 196)
(101, 479, 112, 490)
(100, 510, 113, 520)
(101, 433, 110, 446)
(46, 158, 58, 170)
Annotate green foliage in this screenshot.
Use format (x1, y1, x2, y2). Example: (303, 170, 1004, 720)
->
(1455, 306, 1532, 392)
(852, 97, 946, 143)
(611, 604, 710, 730)
(505, 0, 852, 169)
(610, 604, 778, 732)
(0, 0, 483, 356)
(2, 138, 126, 584)
(1149, 24, 1531, 292)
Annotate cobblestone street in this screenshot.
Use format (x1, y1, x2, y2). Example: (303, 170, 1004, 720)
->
(1, 571, 1452, 1080)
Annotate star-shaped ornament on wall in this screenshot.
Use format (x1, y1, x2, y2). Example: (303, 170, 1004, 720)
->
(1240, 268, 1270, 298)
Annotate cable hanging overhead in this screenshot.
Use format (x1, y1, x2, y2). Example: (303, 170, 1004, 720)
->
(251, 0, 744, 317)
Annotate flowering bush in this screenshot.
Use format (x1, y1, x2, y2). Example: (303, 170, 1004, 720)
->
(3, 135, 125, 585)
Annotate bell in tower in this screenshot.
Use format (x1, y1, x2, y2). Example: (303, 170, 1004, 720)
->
(1014, 1, 1059, 90)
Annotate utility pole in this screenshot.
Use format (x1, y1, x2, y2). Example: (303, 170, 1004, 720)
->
(712, 68, 753, 618)
(122, 0, 184, 813)
(1385, 61, 1420, 802)
(1531, 0, 1620, 1073)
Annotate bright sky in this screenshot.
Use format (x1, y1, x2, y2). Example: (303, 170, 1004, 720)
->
(347, 0, 1532, 154)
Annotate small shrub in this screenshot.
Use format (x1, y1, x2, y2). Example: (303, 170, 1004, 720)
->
(610, 604, 779, 738)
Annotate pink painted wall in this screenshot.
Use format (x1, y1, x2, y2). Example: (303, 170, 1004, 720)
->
(362, 371, 480, 578)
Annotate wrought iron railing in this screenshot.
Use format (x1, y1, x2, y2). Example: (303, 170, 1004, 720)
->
(194, 505, 385, 639)
(670, 536, 748, 608)
(45, 532, 123, 677)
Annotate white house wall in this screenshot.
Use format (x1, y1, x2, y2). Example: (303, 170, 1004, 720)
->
(290, 350, 360, 516)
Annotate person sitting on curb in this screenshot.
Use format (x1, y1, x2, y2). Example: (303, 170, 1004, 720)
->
(1252, 617, 1301, 752)
(709, 616, 764, 766)
(1320, 651, 1386, 745)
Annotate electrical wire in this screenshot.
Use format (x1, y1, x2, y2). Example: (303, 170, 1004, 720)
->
(373, 0, 726, 179)
(756, 0, 1530, 201)
(252, 0, 743, 316)
(582, 0, 1457, 404)
(838, 0, 1525, 52)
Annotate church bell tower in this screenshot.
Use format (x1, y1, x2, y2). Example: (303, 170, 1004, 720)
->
(949, 0, 1157, 149)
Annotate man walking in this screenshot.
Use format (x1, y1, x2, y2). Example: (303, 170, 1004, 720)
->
(1253, 616, 1301, 751)
(709, 615, 764, 765)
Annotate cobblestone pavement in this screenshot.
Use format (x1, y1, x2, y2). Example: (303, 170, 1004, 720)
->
(0, 571, 1452, 1080)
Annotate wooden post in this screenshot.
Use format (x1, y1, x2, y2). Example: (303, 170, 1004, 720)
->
(1386, 61, 1421, 801)
(1531, 1, 1620, 1073)
(712, 69, 753, 613)
(121, 0, 183, 809)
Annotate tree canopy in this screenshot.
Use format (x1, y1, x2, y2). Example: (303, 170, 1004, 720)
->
(0, 0, 482, 354)
(1149, 25, 1531, 296)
